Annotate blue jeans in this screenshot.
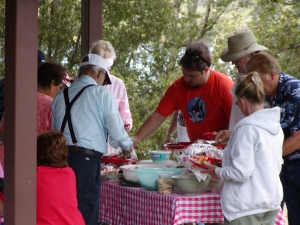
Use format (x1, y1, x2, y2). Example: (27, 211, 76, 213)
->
(280, 159, 300, 225)
(68, 151, 101, 225)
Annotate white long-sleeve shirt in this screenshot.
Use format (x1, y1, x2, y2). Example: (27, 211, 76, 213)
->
(216, 107, 283, 221)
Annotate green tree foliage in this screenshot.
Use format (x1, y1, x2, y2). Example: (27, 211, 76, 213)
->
(247, 0, 300, 75)
(38, 0, 81, 73)
(102, 0, 238, 158)
(1, 0, 299, 159)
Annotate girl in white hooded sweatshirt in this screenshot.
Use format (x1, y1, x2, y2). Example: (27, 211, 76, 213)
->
(203, 72, 284, 225)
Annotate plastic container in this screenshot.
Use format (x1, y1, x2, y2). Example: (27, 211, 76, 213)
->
(149, 150, 171, 162)
(158, 171, 173, 194)
(136, 167, 183, 191)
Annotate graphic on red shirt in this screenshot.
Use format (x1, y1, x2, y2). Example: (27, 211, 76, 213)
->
(187, 97, 206, 123)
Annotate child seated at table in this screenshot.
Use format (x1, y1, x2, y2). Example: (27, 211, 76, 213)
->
(36, 130, 85, 225)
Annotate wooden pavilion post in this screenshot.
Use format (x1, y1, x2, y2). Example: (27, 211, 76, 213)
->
(3, 0, 103, 223)
(4, 0, 38, 224)
(81, 0, 103, 57)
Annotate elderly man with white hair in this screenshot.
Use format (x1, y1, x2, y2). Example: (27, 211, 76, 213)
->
(52, 54, 133, 225)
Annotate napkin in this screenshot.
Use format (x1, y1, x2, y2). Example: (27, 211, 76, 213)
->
(189, 167, 208, 182)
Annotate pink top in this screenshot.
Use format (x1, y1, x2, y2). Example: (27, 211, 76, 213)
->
(0, 92, 53, 168)
(0, 164, 3, 178)
(105, 74, 133, 155)
(36, 92, 53, 134)
(105, 74, 132, 128)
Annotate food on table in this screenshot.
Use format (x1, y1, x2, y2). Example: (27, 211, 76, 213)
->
(203, 131, 218, 140)
(102, 154, 138, 165)
(193, 155, 208, 164)
(191, 154, 222, 167)
(158, 177, 173, 194)
(119, 152, 131, 159)
(101, 170, 120, 175)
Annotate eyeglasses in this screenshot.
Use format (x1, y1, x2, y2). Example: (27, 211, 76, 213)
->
(184, 51, 209, 65)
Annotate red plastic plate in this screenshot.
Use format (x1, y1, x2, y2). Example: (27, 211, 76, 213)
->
(102, 156, 133, 164)
(163, 142, 193, 150)
(211, 143, 226, 149)
(189, 159, 210, 169)
(203, 132, 217, 140)
(190, 156, 222, 169)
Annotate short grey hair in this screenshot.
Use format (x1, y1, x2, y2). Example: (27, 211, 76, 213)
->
(78, 65, 104, 76)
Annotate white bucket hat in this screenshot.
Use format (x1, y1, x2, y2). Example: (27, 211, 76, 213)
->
(220, 29, 268, 62)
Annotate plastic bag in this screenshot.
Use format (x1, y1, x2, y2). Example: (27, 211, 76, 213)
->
(174, 140, 224, 192)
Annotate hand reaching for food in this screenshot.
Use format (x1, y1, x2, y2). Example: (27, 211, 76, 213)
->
(201, 163, 218, 179)
(215, 130, 232, 144)
(124, 122, 131, 132)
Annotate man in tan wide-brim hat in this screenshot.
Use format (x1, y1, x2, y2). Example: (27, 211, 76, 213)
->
(219, 29, 268, 130)
(221, 29, 268, 63)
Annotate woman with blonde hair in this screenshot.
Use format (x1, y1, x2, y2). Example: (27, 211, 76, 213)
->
(89, 40, 133, 155)
(203, 72, 284, 225)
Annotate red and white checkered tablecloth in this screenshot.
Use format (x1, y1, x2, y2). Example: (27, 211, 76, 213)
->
(173, 195, 223, 224)
(99, 182, 286, 225)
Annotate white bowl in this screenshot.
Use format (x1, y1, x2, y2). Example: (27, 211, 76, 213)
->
(139, 160, 179, 168)
(120, 164, 163, 184)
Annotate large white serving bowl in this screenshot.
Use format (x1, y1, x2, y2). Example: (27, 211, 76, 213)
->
(120, 164, 163, 184)
(139, 160, 179, 168)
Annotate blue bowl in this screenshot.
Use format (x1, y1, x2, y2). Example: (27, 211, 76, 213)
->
(136, 167, 183, 191)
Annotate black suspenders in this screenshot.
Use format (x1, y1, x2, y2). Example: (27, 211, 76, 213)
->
(60, 84, 95, 145)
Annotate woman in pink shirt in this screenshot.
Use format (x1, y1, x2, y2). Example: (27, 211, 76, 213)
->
(0, 62, 65, 167)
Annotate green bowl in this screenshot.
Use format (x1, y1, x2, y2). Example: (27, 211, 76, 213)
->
(172, 175, 210, 195)
(136, 167, 183, 191)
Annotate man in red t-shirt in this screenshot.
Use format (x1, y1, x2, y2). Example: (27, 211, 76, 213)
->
(131, 41, 233, 145)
